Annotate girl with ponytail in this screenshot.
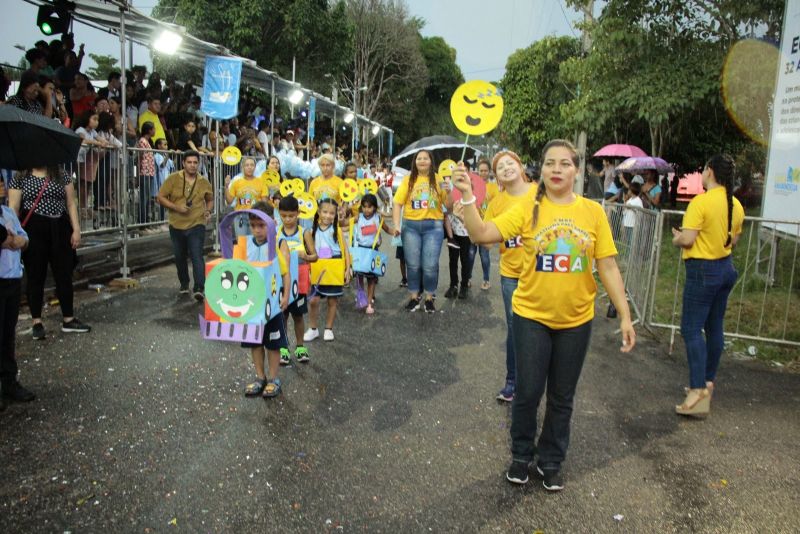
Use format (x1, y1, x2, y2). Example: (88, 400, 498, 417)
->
(671, 154, 744, 417)
(452, 139, 634, 490)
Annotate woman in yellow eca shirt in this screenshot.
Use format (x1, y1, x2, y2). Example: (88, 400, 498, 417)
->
(454, 139, 635, 490)
(480, 151, 536, 403)
(671, 154, 744, 417)
(474, 158, 499, 290)
(391, 149, 451, 313)
(223, 157, 268, 237)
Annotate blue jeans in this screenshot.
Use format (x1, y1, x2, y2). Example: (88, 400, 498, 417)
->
(510, 314, 592, 469)
(478, 245, 491, 282)
(500, 276, 519, 384)
(169, 224, 207, 292)
(680, 257, 738, 388)
(402, 218, 444, 297)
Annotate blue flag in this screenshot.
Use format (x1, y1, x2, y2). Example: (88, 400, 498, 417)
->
(201, 56, 242, 120)
(388, 131, 394, 156)
(308, 97, 316, 141)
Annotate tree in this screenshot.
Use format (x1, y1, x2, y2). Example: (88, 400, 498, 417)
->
(499, 36, 580, 159)
(86, 54, 119, 80)
(152, 0, 354, 92)
(340, 0, 427, 134)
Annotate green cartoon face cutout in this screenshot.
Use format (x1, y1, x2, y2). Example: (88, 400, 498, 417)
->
(206, 259, 267, 323)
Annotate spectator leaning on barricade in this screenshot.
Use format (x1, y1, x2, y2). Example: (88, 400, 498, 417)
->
(156, 151, 213, 300)
(136, 122, 157, 223)
(8, 166, 90, 340)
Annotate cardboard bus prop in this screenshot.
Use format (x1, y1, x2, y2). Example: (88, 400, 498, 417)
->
(199, 209, 299, 343)
(349, 216, 388, 277)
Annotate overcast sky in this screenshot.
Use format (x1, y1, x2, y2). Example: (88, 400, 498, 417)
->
(1, 0, 582, 81)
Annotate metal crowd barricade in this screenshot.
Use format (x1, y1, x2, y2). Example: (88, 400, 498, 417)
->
(66, 146, 124, 236)
(648, 210, 800, 351)
(602, 202, 661, 326)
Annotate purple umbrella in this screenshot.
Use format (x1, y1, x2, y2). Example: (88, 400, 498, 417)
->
(592, 144, 648, 158)
(616, 156, 672, 173)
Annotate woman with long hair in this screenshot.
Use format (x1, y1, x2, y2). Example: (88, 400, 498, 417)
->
(671, 154, 744, 416)
(8, 166, 90, 340)
(453, 139, 634, 490)
(392, 150, 452, 313)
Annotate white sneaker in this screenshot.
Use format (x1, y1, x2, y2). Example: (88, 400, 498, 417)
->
(323, 329, 335, 341)
(303, 328, 319, 341)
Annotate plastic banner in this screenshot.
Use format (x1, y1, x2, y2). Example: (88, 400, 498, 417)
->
(308, 97, 316, 141)
(200, 56, 243, 120)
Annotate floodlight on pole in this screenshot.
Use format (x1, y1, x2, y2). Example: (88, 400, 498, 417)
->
(343, 112, 354, 124)
(153, 30, 182, 55)
(371, 125, 380, 135)
(288, 89, 304, 105)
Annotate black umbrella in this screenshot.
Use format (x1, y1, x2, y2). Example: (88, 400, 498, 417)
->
(0, 105, 82, 170)
(390, 135, 482, 171)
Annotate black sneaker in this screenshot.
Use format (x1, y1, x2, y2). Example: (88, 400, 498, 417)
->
(424, 299, 436, 313)
(444, 286, 458, 299)
(179, 286, 190, 295)
(506, 460, 530, 485)
(458, 285, 469, 299)
(446, 238, 460, 249)
(32, 323, 46, 340)
(193, 291, 205, 302)
(536, 465, 564, 492)
(62, 318, 91, 333)
(404, 297, 421, 312)
(1, 381, 36, 402)
(399, 279, 408, 288)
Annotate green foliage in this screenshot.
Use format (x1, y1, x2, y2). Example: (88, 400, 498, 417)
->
(86, 54, 119, 80)
(499, 36, 580, 160)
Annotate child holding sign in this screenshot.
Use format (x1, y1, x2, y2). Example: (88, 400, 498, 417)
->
(242, 202, 291, 399)
(351, 194, 394, 314)
(277, 195, 318, 364)
(304, 199, 351, 342)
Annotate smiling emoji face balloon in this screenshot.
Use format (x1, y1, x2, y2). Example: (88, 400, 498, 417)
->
(295, 192, 318, 220)
(261, 170, 281, 191)
(340, 179, 359, 203)
(450, 80, 504, 136)
(358, 178, 378, 196)
(438, 159, 456, 178)
(221, 146, 242, 166)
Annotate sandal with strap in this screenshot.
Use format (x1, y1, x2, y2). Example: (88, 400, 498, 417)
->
(263, 378, 282, 398)
(244, 378, 267, 397)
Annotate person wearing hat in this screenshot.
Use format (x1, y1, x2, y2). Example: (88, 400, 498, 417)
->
(6, 71, 43, 115)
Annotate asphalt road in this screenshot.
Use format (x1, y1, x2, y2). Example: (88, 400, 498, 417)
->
(1, 244, 798, 533)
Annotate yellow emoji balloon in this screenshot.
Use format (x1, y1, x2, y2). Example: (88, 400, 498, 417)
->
(261, 169, 281, 190)
(340, 178, 359, 203)
(221, 146, 242, 166)
(291, 178, 306, 194)
(450, 80, 504, 136)
(438, 159, 456, 178)
(295, 192, 318, 220)
(280, 180, 296, 198)
(358, 178, 378, 196)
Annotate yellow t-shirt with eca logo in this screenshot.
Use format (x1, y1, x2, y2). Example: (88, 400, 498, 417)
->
(680, 187, 744, 260)
(480, 181, 500, 216)
(394, 175, 448, 221)
(483, 184, 538, 279)
(309, 175, 343, 204)
(492, 195, 617, 329)
(229, 177, 269, 210)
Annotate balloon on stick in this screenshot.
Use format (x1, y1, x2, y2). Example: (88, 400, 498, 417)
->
(449, 80, 504, 162)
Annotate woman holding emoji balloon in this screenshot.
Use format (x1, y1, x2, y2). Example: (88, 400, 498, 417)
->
(392, 149, 453, 313)
(452, 139, 635, 490)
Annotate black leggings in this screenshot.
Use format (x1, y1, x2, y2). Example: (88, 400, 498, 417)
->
(0, 279, 21, 385)
(22, 213, 75, 319)
(448, 234, 473, 288)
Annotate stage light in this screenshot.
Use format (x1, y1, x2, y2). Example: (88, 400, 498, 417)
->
(371, 125, 380, 135)
(288, 89, 304, 105)
(153, 30, 182, 55)
(37, 1, 75, 36)
(343, 112, 354, 124)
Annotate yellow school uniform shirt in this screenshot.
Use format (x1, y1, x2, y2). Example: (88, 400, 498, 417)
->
(483, 184, 538, 279)
(229, 177, 269, 210)
(680, 187, 744, 260)
(492, 195, 617, 329)
(309, 175, 343, 204)
(479, 181, 500, 216)
(394, 175, 448, 221)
